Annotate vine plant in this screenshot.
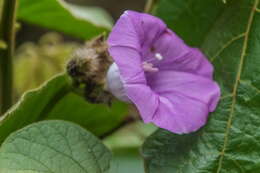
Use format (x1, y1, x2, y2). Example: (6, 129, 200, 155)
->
(0, 0, 18, 114)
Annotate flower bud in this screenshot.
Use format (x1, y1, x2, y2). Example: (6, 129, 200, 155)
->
(67, 35, 113, 104)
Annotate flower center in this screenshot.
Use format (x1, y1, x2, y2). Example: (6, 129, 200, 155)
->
(155, 53, 163, 60)
(142, 52, 163, 72)
(142, 62, 158, 72)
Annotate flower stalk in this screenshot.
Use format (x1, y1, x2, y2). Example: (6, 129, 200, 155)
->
(0, 0, 18, 114)
(144, 0, 158, 13)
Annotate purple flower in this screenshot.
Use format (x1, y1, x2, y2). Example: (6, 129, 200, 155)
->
(106, 10, 220, 134)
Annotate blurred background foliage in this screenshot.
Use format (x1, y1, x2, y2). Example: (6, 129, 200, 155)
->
(13, 0, 146, 97)
(0, 0, 150, 172)
(14, 32, 79, 96)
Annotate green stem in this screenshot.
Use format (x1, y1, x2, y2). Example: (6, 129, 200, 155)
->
(0, 0, 18, 114)
(100, 116, 137, 139)
(144, 0, 157, 13)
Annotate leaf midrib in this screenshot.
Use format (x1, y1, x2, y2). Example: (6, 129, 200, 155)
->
(216, 0, 259, 172)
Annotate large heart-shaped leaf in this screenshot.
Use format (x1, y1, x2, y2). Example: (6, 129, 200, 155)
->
(155, 0, 226, 46)
(142, 0, 260, 172)
(17, 0, 113, 39)
(0, 120, 112, 173)
(0, 73, 128, 144)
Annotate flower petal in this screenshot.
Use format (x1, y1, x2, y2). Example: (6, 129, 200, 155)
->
(152, 31, 214, 78)
(146, 71, 220, 112)
(125, 83, 209, 134)
(125, 71, 220, 134)
(153, 93, 209, 134)
(108, 10, 166, 84)
(108, 46, 145, 84)
(125, 84, 159, 123)
(108, 11, 140, 49)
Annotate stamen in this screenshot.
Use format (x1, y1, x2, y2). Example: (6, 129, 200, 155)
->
(142, 62, 158, 72)
(155, 53, 163, 60)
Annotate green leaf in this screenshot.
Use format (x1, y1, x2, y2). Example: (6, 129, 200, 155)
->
(0, 74, 128, 144)
(0, 120, 112, 173)
(155, 0, 226, 46)
(142, 0, 260, 172)
(17, 0, 113, 40)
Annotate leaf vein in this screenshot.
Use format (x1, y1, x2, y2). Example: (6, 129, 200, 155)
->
(216, 0, 259, 172)
(220, 94, 233, 100)
(82, 136, 103, 173)
(240, 80, 260, 93)
(18, 136, 89, 173)
(231, 160, 246, 173)
(1, 152, 55, 173)
(210, 33, 246, 62)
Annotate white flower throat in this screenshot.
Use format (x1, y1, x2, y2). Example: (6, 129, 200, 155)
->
(106, 63, 131, 102)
